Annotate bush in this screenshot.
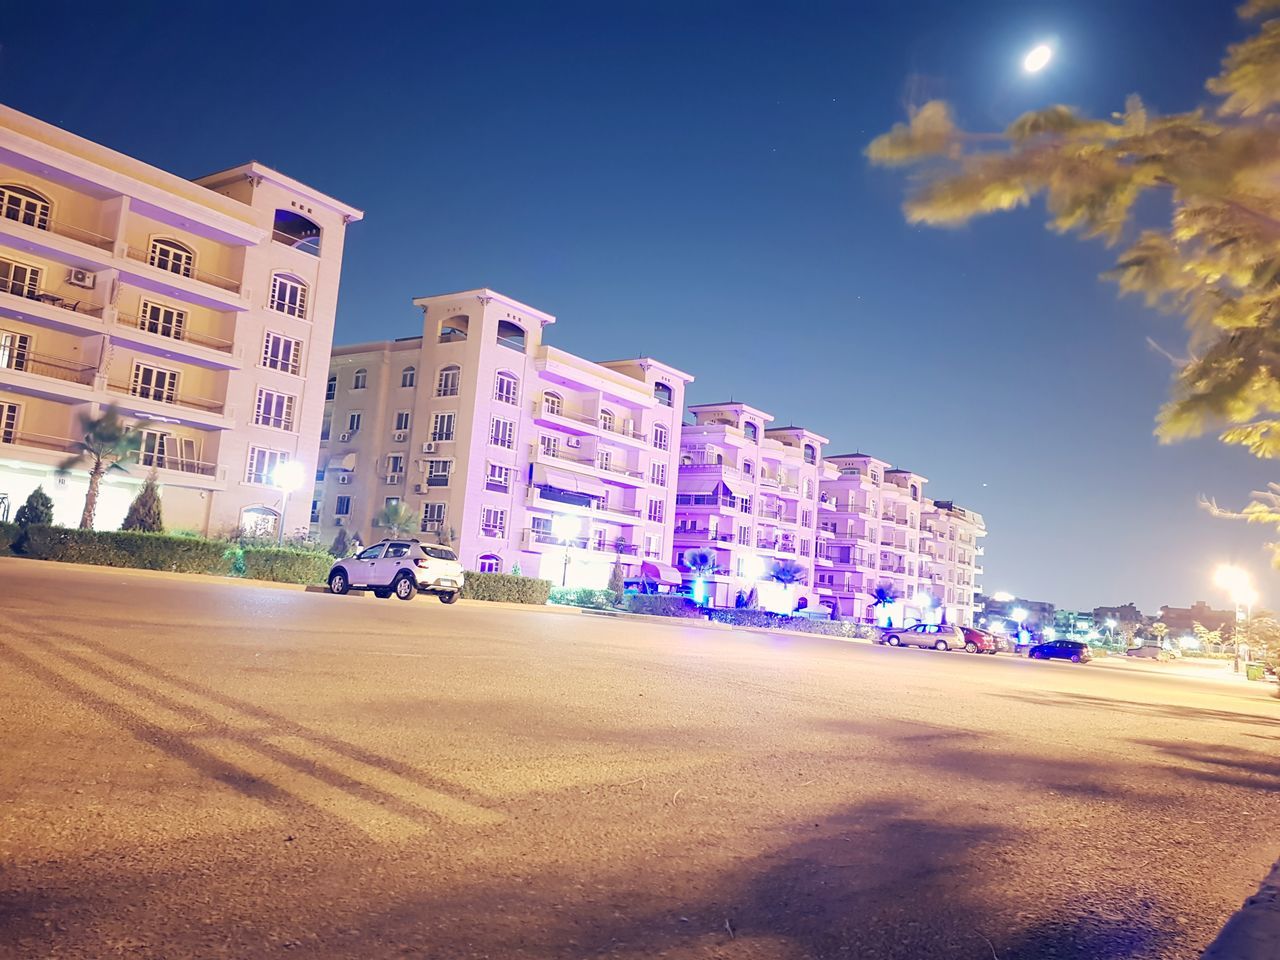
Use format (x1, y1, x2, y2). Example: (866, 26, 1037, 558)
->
(14, 486, 54, 527)
(626, 594, 704, 618)
(17, 525, 235, 575)
(239, 546, 333, 584)
(549, 587, 618, 610)
(462, 571, 552, 604)
(122, 474, 164, 532)
(0, 521, 19, 554)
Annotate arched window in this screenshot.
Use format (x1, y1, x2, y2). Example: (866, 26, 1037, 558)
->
(804, 478, 814, 498)
(272, 209, 322, 256)
(0, 185, 51, 230)
(269, 273, 308, 318)
(494, 371, 520, 405)
(496, 319, 526, 351)
(239, 506, 279, 538)
(325, 375, 336, 401)
(743, 421, 758, 442)
(910, 484, 919, 501)
(352, 368, 368, 390)
(440, 315, 469, 343)
(652, 423, 669, 451)
(804, 444, 816, 464)
(436, 364, 460, 397)
(148, 238, 194, 278)
(599, 408, 616, 432)
(401, 366, 416, 388)
(654, 382, 673, 407)
(543, 392, 563, 416)
(742, 459, 754, 476)
(478, 554, 502, 574)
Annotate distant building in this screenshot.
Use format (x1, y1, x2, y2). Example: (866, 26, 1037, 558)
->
(1092, 603, 1145, 626)
(977, 594, 1055, 634)
(1157, 601, 1236, 639)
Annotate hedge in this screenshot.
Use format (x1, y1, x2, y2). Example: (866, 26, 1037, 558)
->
(461, 571, 552, 605)
(17, 525, 235, 575)
(549, 587, 619, 610)
(0, 521, 18, 555)
(238, 546, 333, 585)
(626, 594, 704, 618)
(709, 608, 875, 639)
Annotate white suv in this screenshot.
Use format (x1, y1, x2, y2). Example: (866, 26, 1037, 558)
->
(327, 539, 465, 603)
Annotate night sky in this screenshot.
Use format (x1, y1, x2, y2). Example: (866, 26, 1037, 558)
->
(3, 0, 1270, 611)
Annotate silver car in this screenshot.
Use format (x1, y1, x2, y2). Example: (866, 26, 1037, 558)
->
(327, 539, 465, 603)
(879, 623, 966, 651)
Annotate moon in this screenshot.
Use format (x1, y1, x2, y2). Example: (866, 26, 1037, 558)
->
(1023, 44, 1053, 73)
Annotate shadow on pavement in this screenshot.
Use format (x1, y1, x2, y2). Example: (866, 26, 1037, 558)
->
(993, 690, 1280, 728)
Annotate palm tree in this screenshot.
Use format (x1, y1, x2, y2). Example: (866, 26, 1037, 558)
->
(683, 548, 717, 578)
(375, 501, 417, 537)
(58, 405, 149, 530)
(770, 558, 807, 586)
(869, 582, 901, 625)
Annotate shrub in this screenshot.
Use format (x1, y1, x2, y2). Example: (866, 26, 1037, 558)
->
(122, 473, 164, 532)
(462, 571, 552, 604)
(549, 587, 617, 610)
(626, 594, 704, 618)
(14, 486, 54, 527)
(0, 521, 19, 554)
(17, 525, 235, 575)
(707, 608, 868, 639)
(239, 546, 332, 584)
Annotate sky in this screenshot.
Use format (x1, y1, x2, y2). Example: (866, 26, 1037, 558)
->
(2, 0, 1272, 611)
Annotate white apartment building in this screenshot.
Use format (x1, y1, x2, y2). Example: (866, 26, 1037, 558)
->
(314, 289, 692, 586)
(0, 104, 362, 534)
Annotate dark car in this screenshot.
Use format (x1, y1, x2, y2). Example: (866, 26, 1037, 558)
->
(1028, 639, 1092, 663)
(959, 627, 1003, 655)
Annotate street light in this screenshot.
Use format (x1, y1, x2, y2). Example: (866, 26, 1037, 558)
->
(1214, 564, 1258, 672)
(271, 460, 307, 546)
(552, 514, 581, 587)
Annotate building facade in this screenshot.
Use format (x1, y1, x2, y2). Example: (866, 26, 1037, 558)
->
(0, 104, 361, 535)
(314, 289, 691, 586)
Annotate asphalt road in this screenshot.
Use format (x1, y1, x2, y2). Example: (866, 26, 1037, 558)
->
(1, 559, 1278, 960)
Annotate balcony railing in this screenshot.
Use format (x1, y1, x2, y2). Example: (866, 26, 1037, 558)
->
(1, 210, 115, 251)
(114, 310, 234, 354)
(0, 430, 78, 453)
(105, 381, 226, 415)
(0, 278, 107, 318)
(139, 452, 218, 477)
(124, 246, 242, 294)
(528, 485, 642, 517)
(541, 445, 644, 479)
(2, 351, 96, 386)
(679, 462, 748, 481)
(525, 528, 639, 554)
(674, 531, 736, 543)
(675, 493, 738, 509)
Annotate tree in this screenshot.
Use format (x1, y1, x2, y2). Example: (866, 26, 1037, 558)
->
(868, 3, 1280, 562)
(122, 471, 164, 532)
(375, 501, 416, 537)
(13, 485, 53, 527)
(869, 582, 901, 615)
(330, 527, 350, 558)
(607, 558, 625, 606)
(58, 405, 149, 530)
(770, 558, 808, 586)
(1151, 621, 1171, 647)
(1193, 621, 1226, 654)
(684, 548, 718, 578)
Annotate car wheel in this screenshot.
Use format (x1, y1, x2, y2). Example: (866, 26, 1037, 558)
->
(1029, 650, 1040, 659)
(328, 570, 350, 595)
(934, 639, 948, 651)
(988, 650, 998, 655)
(1070, 654, 1081, 663)
(964, 641, 978, 654)
(394, 575, 416, 601)
(439, 591, 459, 605)
(887, 635, 901, 647)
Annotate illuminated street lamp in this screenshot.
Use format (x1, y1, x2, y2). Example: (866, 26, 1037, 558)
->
(271, 460, 307, 546)
(552, 514, 581, 587)
(1214, 564, 1258, 672)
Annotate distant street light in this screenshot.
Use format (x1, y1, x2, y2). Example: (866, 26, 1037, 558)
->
(1213, 564, 1258, 673)
(271, 460, 307, 546)
(552, 514, 581, 587)
(1011, 608, 1028, 624)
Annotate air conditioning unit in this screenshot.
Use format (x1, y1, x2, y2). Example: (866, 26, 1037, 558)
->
(422, 442, 437, 454)
(337, 475, 352, 485)
(334, 517, 346, 526)
(67, 268, 95, 289)
(386, 474, 401, 485)
(565, 436, 582, 448)
(339, 432, 352, 442)
(393, 431, 407, 443)
(414, 483, 429, 494)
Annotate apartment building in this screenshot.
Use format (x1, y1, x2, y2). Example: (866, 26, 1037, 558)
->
(0, 103, 362, 535)
(315, 289, 692, 586)
(920, 499, 986, 627)
(671, 402, 834, 612)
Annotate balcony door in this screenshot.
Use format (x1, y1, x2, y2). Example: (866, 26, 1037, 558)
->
(0, 258, 40, 299)
(140, 301, 186, 341)
(0, 401, 17, 443)
(0, 331, 31, 371)
(131, 362, 179, 403)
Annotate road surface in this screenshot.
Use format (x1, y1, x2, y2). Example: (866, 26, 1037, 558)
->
(1, 559, 1277, 959)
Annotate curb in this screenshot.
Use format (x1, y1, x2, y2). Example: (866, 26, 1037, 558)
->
(1203, 859, 1280, 958)
(0, 555, 311, 593)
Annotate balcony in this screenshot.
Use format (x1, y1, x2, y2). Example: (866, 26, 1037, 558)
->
(112, 309, 237, 369)
(122, 245, 240, 294)
(675, 493, 738, 510)
(104, 381, 231, 431)
(674, 531, 737, 545)
(522, 528, 639, 554)
(526, 485, 643, 525)
(0, 213, 117, 276)
(0, 430, 78, 455)
(2, 350, 96, 387)
(537, 444, 645, 486)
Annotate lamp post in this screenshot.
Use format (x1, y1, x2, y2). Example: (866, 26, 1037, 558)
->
(552, 514, 581, 587)
(1214, 564, 1258, 673)
(271, 460, 307, 546)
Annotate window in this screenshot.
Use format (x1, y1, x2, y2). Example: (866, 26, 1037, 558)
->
(596, 449, 612, 472)
(478, 554, 501, 574)
(436, 365, 460, 397)
(742, 459, 754, 477)
(496, 319, 526, 351)
(347, 411, 362, 432)
(0, 330, 31, 371)
(394, 410, 411, 431)
(804, 444, 817, 464)
(401, 366, 416, 388)
(494, 371, 520, 405)
(911, 484, 920, 501)
(131, 362, 179, 403)
(310, 499, 320, 523)
(0, 257, 40, 299)
(543, 392, 563, 416)
(0, 401, 18, 444)
(480, 506, 507, 537)
(387, 454, 406, 475)
(599, 409, 615, 432)
(531, 516, 552, 535)
(489, 416, 515, 449)
(258, 332, 302, 375)
(540, 435, 560, 458)
(140, 300, 187, 342)
(439, 315, 468, 343)
(255, 388, 296, 431)
(421, 502, 446, 531)
(148, 239, 193, 277)
(803, 479, 813, 499)
(139, 430, 172, 469)
(321, 415, 331, 441)
(246, 446, 289, 485)
(325, 375, 336, 401)
(335, 495, 352, 516)
(653, 423, 669, 451)
(802, 509, 813, 527)
(272, 209, 321, 256)
(654, 382, 673, 407)
(743, 422, 758, 442)
(269, 274, 308, 318)
(486, 463, 513, 492)
(0, 185, 50, 230)
(650, 461, 667, 486)
(648, 499, 665, 523)
(426, 459, 451, 485)
(352, 368, 367, 390)
(800, 538, 811, 556)
(737, 527, 751, 546)
(431, 412, 456, 441)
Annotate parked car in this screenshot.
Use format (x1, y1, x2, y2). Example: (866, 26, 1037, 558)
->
(879, 623, 966, 651)
(327, 539, 465, 603)
(960, 627, 1003, 654)
(1028, 639, 1092, 663)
